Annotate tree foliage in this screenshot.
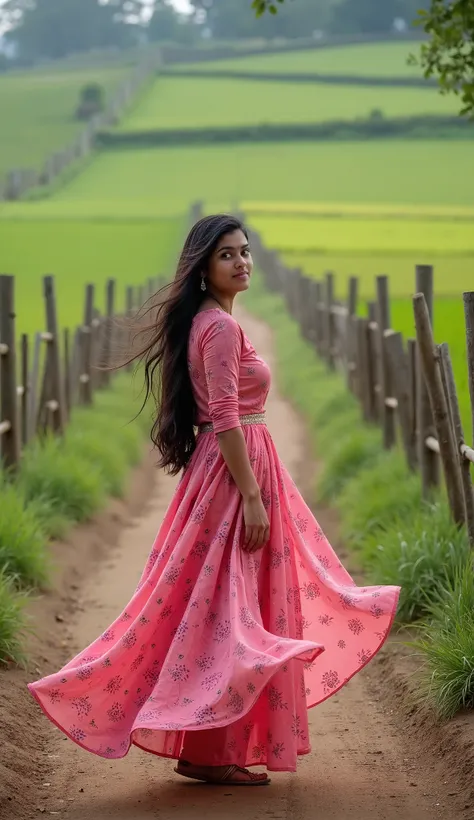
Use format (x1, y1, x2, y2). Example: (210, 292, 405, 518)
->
(415, 1, 474, 117)
(190, 0, 336, 39)
(1, 0, 146, 60)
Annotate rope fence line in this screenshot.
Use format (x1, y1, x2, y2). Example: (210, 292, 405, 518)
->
(0, 272, 161, 473)
(246, 223, 474, 545)
(0, 53, 160, 203)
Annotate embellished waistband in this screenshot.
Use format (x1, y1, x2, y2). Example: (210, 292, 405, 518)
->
(198, 412, 266, 434)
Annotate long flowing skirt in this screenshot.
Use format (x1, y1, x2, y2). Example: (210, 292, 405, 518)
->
(28, 425, 400, 772)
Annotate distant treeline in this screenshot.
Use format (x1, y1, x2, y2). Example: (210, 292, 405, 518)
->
(97, 114, 473, 149)
(1, 0, 425, 65)
(162, 68, 436, 90)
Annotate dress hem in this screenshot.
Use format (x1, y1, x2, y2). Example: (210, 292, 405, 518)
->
(27, 589, 400, 767)
(306, 587, 400, 710)
(27, 642, 323, 762)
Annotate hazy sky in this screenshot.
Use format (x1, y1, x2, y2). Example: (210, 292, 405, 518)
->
(173, 0, 192, 11)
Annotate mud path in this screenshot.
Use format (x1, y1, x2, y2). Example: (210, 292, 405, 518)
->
(30, 307, 457, 820)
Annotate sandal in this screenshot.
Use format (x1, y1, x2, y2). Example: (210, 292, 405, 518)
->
(174, 760, 271, 786)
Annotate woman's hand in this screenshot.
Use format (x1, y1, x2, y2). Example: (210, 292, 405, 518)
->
(215, 429, 270, 552)
(242, 493, 270, 553)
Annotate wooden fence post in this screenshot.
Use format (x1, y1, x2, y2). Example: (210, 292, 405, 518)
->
(356, 317, 374, 422)
(81, 284, 94, 405)
(439, 343, 474, 545)
(138, 285, 145, 313)
(366, 302, 379, 421)
(415, 265, 439, 495)
(69, 327, 81, 407)
(346, 277, 358, 391)
(407, 338, 417, 463)
(464, 291, 474, 449)
(63, 328, 71, 420)
(307, 279, 318, 347)
(28, 331, 41, 442)
(0, 275, 20, 470)
(290, 268, 300, 321)
(299, 274, 312, 341)
(126, 286, 134, 316)
(100, 278, 116, 387)
(314, 281, 323, 356)
(325, 272, 335, 370)
(126, 286, 134, 372)
(20, 333, 29, 447)
(376, 275, 396, 449)
(43, 275, 66, 434)
(384, 330, 417, 471)
(413, 294, 465, 526)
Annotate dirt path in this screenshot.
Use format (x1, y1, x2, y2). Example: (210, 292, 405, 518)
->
(32, 307, 456, 820)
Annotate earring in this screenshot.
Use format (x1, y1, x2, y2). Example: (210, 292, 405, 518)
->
(200, 277, 206, 292)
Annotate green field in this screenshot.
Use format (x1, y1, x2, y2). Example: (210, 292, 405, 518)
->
(282, 252, 474, 300)
(0, 217, 182, 333)
(2, 141, 473, 222)
(2, 39, 473, 417)
(250, 214, 474, 254)
(0, 65, 130, 179)
(171, 42, 424, 78)
(118, 75, 456, 132)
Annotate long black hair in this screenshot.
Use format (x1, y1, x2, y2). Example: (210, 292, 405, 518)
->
(134, 214, 248, 475)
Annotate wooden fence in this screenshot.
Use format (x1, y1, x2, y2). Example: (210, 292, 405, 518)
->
(249, 229, 474, 544)
(0, 273, 160, 472)
(0, 52, 160, 203)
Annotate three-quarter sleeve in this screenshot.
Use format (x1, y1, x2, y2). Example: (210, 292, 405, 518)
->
(199, 315, 242, 434)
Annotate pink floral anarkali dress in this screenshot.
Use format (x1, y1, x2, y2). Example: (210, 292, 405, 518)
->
(28, 308, 400, 772)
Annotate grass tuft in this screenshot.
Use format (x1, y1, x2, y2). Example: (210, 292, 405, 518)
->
(317, 427, 382, 502)
(0, 475, 50, 588)
(336, 449, 422, 545)
(364, 503, 470, 623)
(409, 561, 474, 718)
(17, 435, 106, 524)
(0, 569, 29, 667)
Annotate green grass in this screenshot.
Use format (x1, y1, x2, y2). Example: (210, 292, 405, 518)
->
(317, 427, 383, 502)
(117, 75, 456, 133)
(0, 476, 50, 588)
(0, 216, 182, 333)
(410, 562, 474, 719)
(0, 65, 130, 179)
(2, 141, 473, 223)
(336, 449, 423, 543)
(362, 503, 470, 623)
(171, 42, 425, 78)
(18, 436, 107, 525)
(0, 570, 28, 667)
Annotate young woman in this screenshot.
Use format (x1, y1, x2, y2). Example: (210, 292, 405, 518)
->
(28, 214, 400, 787)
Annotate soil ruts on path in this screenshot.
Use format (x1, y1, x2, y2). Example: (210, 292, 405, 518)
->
(1, 307, 470, 820)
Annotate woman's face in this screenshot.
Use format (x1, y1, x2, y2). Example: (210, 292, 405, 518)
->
(205, 229, 253, 297)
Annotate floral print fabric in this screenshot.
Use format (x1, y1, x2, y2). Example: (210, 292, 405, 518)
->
(28, 309, 400, 773)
